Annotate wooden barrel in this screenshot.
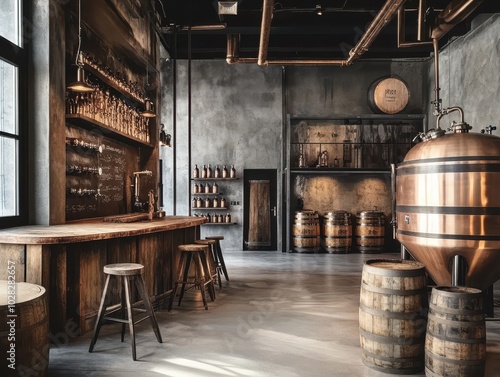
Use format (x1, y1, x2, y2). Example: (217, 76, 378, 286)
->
(355, 210, 386, 253)
(321, 211, 352, 253)
(0, 281, 49, 377)
(368, 76, 410, 114)
(359, 259, 428, 374)
(425, 286, 485, 377)
(292, 210, 320, 253)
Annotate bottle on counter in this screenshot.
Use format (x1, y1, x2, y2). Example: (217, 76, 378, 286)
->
(205, 183, 210, 193)
(225, 213, 231, 223)
(230, 164, 236, 178)
(214, 165, 221, 178)
(220, 197, 226, 208)
(207, 164, 212, 178)
(193, 164, 199, 178)
(202, 165, 207, 178)
(212, 182, 218, 193)
(222, 165, 228, 178)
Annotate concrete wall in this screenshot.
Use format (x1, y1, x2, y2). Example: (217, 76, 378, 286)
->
(426, 14, 500, 134)
(160, 61, 283, 250)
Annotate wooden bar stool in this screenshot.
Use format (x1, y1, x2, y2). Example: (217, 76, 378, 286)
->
(195, 239, 221, 290)
(169, 244, 216, 310)
(205, 236, 229, 282)
(89, 263, 162, 361)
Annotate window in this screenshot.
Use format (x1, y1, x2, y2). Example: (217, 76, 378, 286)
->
(0, 0, 26, 228)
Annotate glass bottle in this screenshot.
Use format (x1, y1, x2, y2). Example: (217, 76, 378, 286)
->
(222, 165, 228, 178)
(205, 183, 210, 193)
(214, 165, 221, 178)
(218, 214, 224, 223)
(220, 197, 226, 208)
(205, 197, 211, 208)
(202, 165, 207, 178)
(193, 183, 198, 194)
(196, 197, 202, 208)
(230, 165, 236, 178)
(212, 182, 218, 193)
(206, 213, 211, 223)
(225, 213, 231, 223)
(193, 165, 199, 178)
(207, 164, 212, 178)
(213, 197, 219, 208)
(191, 197, 197, 208)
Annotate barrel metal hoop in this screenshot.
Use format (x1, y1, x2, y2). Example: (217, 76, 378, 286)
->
(0, 315, 48, 337)
(431, 287, 482, 297)
(397, 162, 500, 175)
(363, 359, 423, 375)
(359, 328, 425, 346)
(398, 155, 500, 167)
(425, 349, 486, 366)
(362, 261, 425, 277)
(360, 303, 426, 320)
(361, 282, 427, 296)
(428, 305, 485, 318)
(426, 327, 486, 344)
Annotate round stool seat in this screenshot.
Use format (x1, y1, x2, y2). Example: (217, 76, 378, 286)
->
(195, 239, 217, 245)
(104, 263, 144, 276)
(178, 244, 209, 252)
(206, 236, 224, 240)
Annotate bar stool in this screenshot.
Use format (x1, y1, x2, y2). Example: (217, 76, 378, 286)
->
(89, 263, 162, 361)
(195, 239, 221, 289)
(169, 244, 216, 310)
(205, 236, 229, 282)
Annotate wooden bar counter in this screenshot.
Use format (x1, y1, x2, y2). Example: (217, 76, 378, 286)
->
(0, 216, 206, 335)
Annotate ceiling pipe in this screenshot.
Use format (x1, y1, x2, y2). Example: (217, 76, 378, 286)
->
(256, 0, 407, 66)
(226, 34, 258, 64)
(417, 0, 426, 41)
(431, 0, 485, 39)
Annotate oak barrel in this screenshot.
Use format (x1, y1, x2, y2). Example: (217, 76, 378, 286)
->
(425, 286, 485, 377)
(321, 211, 352, 253)
(292, 210, 320, 253)
(368, 76, 410, 114)
(0, 281, 49, 377)
(355, 209, 386, 253)
(359, 259, 428, 374)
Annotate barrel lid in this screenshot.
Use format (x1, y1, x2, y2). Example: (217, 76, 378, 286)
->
(432, 286, 482, 297)
(324, 210, 349, 216)
(0, 281, 46, 305)
(364, 259, 425, 277)
(357, 210, 385, 217)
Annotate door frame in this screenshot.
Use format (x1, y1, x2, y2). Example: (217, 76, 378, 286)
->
(243, 169, 278, 250)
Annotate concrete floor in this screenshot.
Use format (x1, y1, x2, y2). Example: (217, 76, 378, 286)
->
(48, 251, 500, 377)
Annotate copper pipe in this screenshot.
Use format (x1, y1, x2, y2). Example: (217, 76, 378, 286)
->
(348, 0, 407, 62)
(397, 6, 433, 47)
(226, 34, 258, 64)
(258, 0, 275, 66)
(417, 0, 426, 41)
(431, 0, 485, 39)
(255, 0, 408, 66)
(432, 38, 441, 116)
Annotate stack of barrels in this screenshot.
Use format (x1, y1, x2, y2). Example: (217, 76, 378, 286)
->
(359, 259, 486, 376)
(293, 208, 386, 253)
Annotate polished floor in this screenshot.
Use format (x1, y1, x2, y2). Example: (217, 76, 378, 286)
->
(48, 251, 500, 377)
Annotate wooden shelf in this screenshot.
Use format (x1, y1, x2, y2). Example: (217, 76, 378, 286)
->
(290, 168, 390, 174)
(66, 114, 153, 148)
(192, 192, 223, 195)
(201, 222, 238, 226)
(192, 207, 229, 210)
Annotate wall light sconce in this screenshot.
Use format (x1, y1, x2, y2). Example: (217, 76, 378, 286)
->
(316, 5, 323, 16)
(159, 124, 171, 147)
(67, 0, 94, 92)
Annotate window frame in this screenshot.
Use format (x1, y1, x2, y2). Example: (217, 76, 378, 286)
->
(0, 2, 28, 229)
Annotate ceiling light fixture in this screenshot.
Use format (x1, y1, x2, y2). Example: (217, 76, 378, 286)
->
(67, 0, 94, 92)
(316, 5, 323, 16)
(218, 1, 238, 15)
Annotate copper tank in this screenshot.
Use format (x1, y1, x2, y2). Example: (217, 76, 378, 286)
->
(396, 119, 500, 290)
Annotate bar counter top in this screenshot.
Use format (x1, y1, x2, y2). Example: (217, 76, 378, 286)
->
(0, 216, 206, 245)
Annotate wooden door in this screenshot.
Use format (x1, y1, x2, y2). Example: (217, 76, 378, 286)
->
(244, 170, 277, 250)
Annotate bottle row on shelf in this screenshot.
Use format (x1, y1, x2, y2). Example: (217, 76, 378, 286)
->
(192, 197, 227, 208)
(194, 213, 232, 223)
(66, 87, 150, 143)
(193, 182, 220, 194)
(193, 164, 236, 179)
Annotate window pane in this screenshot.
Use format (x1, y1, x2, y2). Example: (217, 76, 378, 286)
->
(0, 137, 19, 216)
(0, 60, 18, 135)
(0, 0, 21, 46)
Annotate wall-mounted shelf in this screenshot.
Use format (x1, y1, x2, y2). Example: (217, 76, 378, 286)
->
(192, 192, 224, 195)
(201, 222, 238, 226)
(192, 207, 229, 210)
(290, 168, 390, 174)
(192, 178, 239, 181)
(66, 114, 153, 148)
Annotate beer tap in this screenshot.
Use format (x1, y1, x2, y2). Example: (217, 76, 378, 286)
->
(132, 170, 152, 212)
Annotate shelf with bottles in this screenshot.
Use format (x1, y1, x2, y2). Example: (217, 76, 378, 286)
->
(290, 118, 421, 170)
(194, 212, 235, 225)
(192, 164, 237, 180)
(191, 196, 229, 209)
(66, 114, 153, 148)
